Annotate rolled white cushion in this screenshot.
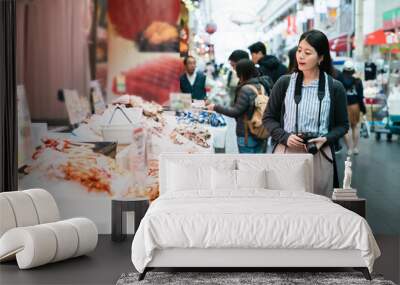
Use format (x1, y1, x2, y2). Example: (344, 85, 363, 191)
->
(0, 196, 17, 237)
(42, 221, 79, 263)
(1, 192, 39, 227)
(0, 219, 97, 269)
(0, 226, 57, 269)
(64, 218, 98, 257)
(24, 189, 60, 224)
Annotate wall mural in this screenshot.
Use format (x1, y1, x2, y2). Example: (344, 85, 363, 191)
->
(18, 0, 221, 234)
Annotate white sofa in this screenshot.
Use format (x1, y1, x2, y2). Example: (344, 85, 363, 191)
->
(0, 188, 98, 269)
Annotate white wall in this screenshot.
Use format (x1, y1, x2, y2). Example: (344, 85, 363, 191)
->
(206, 0, 266, 63)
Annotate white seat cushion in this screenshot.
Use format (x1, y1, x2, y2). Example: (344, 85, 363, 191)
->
(0, 226, 57, 269)
(0, 218, 97, 269)
(65, 218, 98, 257)
(42, 221, 79, 262)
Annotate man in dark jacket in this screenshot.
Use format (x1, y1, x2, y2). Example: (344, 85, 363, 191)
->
(180, 56, 206, 100)
(248, 41, 287, 84)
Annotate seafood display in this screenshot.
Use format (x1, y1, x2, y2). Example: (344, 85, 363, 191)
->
(112, 95, 165, 124)
(171, 124, 211, 148)
(22, 93, 223, 202)
(25, 139, 129, 196)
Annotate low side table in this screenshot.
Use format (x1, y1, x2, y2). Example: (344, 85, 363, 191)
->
(111, 197, 149, 242)
(332, 198, 366, 218)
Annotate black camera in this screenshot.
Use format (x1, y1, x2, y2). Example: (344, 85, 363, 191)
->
(298, 132, 319, 154)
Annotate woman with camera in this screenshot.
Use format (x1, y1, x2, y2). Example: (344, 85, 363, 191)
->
(263, 30, 349, 197)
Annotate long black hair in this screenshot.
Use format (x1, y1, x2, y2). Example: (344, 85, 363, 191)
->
(235, 59, 258, 82)
(293, 30, 333, 76)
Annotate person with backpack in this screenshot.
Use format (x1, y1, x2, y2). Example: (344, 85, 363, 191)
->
(226, 50, 250, 105)
(227, 49, 273, 103)
(263, 30, 349, 197)
(340, 60, 366, 155)
(248, 41, 288, 84)
(207, 59, 269, 153)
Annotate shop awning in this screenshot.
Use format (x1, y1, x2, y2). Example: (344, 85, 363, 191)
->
(329, 34, 353, 52)
(364, 29, 387, 45)
(365, 29, 400, 46)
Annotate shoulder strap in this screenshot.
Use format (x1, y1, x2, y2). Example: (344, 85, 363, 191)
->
(294, 72, 326, 134)
(245, 84, 265, 97)
(328, 75, 333, 100)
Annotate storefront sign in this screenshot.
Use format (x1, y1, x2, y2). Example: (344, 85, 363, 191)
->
(383, 7, 400, 30)
(286, 15, 297, 35)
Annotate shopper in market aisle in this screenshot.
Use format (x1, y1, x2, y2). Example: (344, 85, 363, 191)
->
(287, 46, 297, 73)
(180, 56, 207, 100)
(207, 59, 267, 153)
(248, 41, 287, 84)
(226, 50, 250, 105)
(340, 60, 366, 156)
(332, 67, 345, 154)
(263, 30, 349, 197)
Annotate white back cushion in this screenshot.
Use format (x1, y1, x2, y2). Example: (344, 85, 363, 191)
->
(1, 191, 39, 227)
(24, 189, 60, 224)
(236, 169, 267, 189)
(0, 189, 60, 238)
(0, 196, 17, 237)
(161, 155, 236, 194)
(211, 168, 236, 191)
(160, 154, 313, 195)
(168, 162, 211, 191)
(237, 155, 313, 192)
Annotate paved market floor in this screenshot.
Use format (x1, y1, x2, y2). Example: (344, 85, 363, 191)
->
(335, 135, 400, 235)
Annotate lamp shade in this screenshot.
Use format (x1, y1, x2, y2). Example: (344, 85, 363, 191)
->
(205, 22, 217, 34)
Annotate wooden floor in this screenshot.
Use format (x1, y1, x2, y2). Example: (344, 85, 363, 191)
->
(1, 235, 399, 285)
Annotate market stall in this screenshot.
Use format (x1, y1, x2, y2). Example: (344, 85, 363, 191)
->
(19, 94, 230, 233)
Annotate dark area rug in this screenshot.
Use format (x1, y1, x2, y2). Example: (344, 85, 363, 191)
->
(116, 271, 396, 285)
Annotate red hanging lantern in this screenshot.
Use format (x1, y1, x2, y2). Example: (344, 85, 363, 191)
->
(205, 22, 217, 34)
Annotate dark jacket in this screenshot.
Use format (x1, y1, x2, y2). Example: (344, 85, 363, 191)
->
(214, 78, 263, 138)
(258, 55, 288, 84)
(340, 74, 366, 113)
(180, 72, 206, 100)
(263, 74, 349, 146)
(263, 74, 349, 188)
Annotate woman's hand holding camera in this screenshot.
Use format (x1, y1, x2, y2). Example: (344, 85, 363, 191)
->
(287, 134, 305, 149)
(308, 137, 327, 150)
(287, 135, 327, 152)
